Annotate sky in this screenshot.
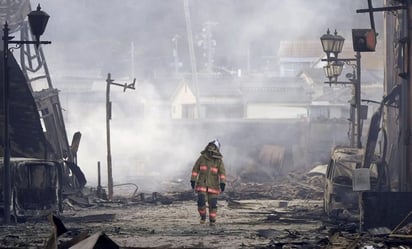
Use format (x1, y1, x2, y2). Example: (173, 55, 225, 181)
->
(33, 0, 383, 78)
(19, 0, 385, 193)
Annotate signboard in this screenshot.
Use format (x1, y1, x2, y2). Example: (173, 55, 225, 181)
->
(353, 168, 370, 191)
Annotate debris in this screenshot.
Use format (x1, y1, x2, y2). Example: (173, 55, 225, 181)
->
(69, 232, 119, 249)
(68, 195, 92, 208)
(6, 169, 412, 248)
(44, 214, 119, 249)
(390, 211, 412, 238)
(307, 164, 327, 176)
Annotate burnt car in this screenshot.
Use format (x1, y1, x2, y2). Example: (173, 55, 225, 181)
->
(0, 158, 64, 221)
(324, 147, 380, 217)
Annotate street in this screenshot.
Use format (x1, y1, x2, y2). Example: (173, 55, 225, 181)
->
(1, 170, 412, 248)
(0, 197, 326, 248)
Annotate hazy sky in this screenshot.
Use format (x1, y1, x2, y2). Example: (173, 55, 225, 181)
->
(32, 0, 383, 78)
(21, 0, 385, 192)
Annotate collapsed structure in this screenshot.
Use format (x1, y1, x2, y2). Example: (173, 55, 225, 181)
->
(0, 1, 86, 220)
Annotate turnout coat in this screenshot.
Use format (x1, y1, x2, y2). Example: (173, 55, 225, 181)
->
(191, 147, 226, 195)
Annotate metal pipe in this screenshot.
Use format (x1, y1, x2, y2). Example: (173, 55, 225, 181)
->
(2, 22, 11, 223)
(356, 52, 362, 149)
(406, 4, 412, 191)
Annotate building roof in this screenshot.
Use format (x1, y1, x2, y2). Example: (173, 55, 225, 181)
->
(278, 40, 323, 58)
(152, 73, 314, 104)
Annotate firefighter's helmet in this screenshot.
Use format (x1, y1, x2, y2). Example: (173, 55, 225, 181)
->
(208, 139, 220, 150)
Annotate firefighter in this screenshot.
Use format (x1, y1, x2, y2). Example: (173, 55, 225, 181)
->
(190, 139, 226, 225)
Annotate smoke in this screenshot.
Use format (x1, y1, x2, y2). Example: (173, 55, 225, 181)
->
(60, 78, 204, 191)
(37, 0, 383, 76)
(30, 0, 383, 193)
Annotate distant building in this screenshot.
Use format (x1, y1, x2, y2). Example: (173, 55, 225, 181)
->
(166, 74, 311, 120)
(278, 40, 323, 77)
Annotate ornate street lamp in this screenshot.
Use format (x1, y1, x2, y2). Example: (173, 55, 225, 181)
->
(320, 29, 362, 149)
(2, 4, 51, 223)
(320, 29, 345, 60)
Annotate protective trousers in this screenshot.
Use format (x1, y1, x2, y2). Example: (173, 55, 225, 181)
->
(197, 192, 218, 222)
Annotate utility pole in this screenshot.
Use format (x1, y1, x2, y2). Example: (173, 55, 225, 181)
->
(183, 0, 200, 118)
(355, 52, 362, 149)
(106, 73, 136, 200)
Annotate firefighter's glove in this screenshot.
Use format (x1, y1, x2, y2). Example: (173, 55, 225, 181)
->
(220, 183, 226, 192)
(190, 180, 196, 189)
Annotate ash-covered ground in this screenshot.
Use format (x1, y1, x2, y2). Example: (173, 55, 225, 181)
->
(0, 169, 411, 248)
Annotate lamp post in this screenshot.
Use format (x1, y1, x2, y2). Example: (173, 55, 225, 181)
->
(320, 29, 362, 149)
(2, 4, 51, 223)
(105, 73, 136, 200)
(320, 29, 345, 61)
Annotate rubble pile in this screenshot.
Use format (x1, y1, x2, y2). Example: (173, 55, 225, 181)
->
(225, 169, 324, 201)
